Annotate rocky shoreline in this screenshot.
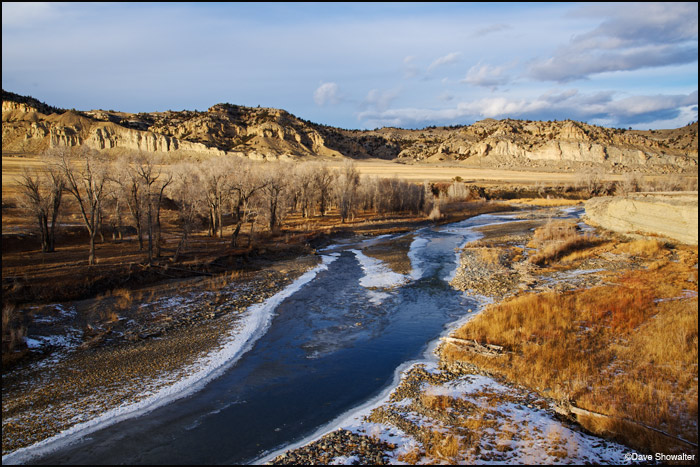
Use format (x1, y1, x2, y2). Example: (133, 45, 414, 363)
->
(2, 255, 321, 457)
(268, 206, 647, 465)
(4, 205, 664, 463)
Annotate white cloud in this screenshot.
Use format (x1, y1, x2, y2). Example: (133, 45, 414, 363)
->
(357, 89, 698, 129)
(462, 63, 512, 88)
(427, 52, 461, 72)
(529, 2, 698, 82)
(313, 82, 341, 106)
(363, 88, 400, 112)
(437, 92, 454, 102)
(472, 23, 509, 37)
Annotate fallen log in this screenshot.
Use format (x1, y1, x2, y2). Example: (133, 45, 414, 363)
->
(555, 401, 699, 449)
(441, 337, 505, 356)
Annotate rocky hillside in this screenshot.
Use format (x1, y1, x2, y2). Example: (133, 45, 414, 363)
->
(2, 90, 697, 173)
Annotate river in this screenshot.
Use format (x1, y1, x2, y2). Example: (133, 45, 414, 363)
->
(20, 210, 577, 465)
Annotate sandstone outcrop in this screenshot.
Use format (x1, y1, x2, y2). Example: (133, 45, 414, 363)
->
(2, 89, 698, 173)
(585, 192, 699, 244)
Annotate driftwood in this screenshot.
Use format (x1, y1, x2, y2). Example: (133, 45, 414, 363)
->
(555, 401, 699, 449)
(441, 337, 505, 356)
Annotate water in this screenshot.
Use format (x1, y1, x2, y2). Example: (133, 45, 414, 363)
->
(20, 212, 533, 465)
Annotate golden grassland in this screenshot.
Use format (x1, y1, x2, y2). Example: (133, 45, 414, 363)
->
(503, 197, 584, 207)
(443, 237, 699, 456)
(527, 219, 599, 266)
(1, 154, 610, 190)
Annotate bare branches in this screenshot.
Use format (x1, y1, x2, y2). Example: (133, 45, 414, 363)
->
(53, 147, 108, 265)
(15, 151, 444, 264)
(17, 163, 64, 252)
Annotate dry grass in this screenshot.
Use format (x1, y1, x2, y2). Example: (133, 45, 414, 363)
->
(477, 247, 503, 266)
(428, 205, 442, 221)
(422, 429, 462, 463)
(397, 446, 425, 464)
(614, 238, 667, 257)
(504, 198, 584, 207)
(2, 304, 26, 355)
(204, 269, 245, 291)
(528, 220, 598, 266)
(444, 243, 698, 455)
(420, 392, 451, 412)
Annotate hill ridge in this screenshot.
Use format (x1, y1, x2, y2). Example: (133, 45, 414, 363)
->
(2, 89, 697, 173)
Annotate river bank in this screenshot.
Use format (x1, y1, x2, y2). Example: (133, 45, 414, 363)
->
(2, 254, 326, 459)
(2, 201, 514, 461)
(267, 206, 698, 464)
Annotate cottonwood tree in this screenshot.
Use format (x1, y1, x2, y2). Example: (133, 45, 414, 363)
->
(312, 163, 336, 216)
(17, 162, 64, 253)
(446, 180, 470, 200)
(199, 157, 230, 238)
(335, 161, 359, 223)
(105, 187, 125, 241)
(260, 162, 290, 232)
(114, 156, 146, 250)
(55, 147, 109, 265)
(292, 164, 316, 218)
(171, 163, 204, 262)
(229, 160, 267, 247)
(133, 154, 172, 263)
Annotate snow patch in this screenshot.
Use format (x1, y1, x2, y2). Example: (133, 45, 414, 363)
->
(350, 249, 409, 290)
(407, 236, 428, 281)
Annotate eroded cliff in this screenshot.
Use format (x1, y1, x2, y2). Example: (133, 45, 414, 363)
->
(2, 90, 697, 173)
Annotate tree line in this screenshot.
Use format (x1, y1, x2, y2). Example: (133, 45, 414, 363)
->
(17, 148, 462, 265)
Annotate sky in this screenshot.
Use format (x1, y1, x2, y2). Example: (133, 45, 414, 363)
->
(2, 2, 698, 130)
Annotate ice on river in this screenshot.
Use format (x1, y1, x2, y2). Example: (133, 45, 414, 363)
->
(407, 236, 428, 281)
(350, 249, 410, 290)
(2, 255, 339, 465)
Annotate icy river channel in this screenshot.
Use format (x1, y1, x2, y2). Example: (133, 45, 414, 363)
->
(14, 210, 583, 465)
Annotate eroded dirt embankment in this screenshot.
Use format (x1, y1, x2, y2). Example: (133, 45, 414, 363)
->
(585, 192, 698, 245)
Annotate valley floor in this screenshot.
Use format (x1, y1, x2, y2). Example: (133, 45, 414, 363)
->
(2, 203, 696, 464)
(268, 207, 698, 465)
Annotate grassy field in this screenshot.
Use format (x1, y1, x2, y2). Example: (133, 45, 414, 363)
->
(443, 233, 699, 458)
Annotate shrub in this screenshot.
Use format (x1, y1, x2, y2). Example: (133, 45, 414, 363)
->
(528, 220, 597, 266)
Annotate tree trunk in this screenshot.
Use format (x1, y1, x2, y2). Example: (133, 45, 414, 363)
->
(88, 231, 96, 265)
(173, 229, 188, 263)
(38, 214, 49, 252)
(218, 202, 224, 239)
(155, 200, 162, 258)
(248, 221, 255, 248)
(269, 198, 278, 232)
(146, 203, 153, 264)
(231, 222, 242, 248)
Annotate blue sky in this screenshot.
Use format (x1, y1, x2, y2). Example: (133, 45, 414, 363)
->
(2, 2, 697, 130)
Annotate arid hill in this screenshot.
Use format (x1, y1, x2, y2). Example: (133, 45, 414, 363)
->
(2, 90, 697, 173)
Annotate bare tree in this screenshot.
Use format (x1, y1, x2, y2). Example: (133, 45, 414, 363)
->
(55, 147, 109, 265)
(260, 162, 289, 232)
(114, 156, 146, 250)
(132, 154, 173, 263)
(171, 164, 205, 262)
(106, 187, 124, 241)
(229, 160, 267, 247)
(293, 164, 316, 218)
(616, 172, 642, 195)
(335, 161, 359, 223)
(17, 162, 64, 253)
(199, 158, 230, 238)
(446, 180, 470, 200)
(312, 163, 336, 216)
